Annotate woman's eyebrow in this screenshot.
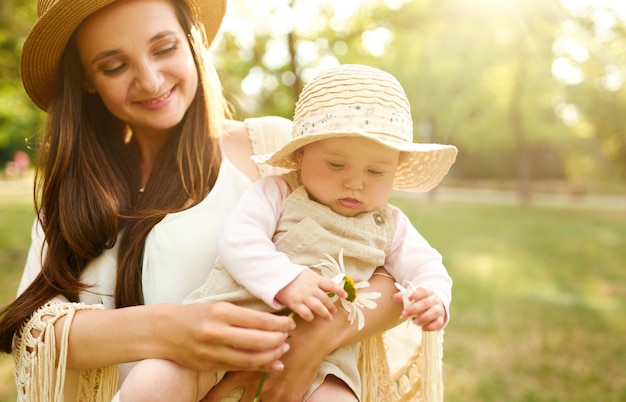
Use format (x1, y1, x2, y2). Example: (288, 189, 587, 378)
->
(91, 49, 122, 65)
(90, 30, 178, 65)
(150, 29, 178, 43)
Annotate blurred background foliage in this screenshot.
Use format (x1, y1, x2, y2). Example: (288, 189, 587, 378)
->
(1, 0, 626, 199)
(0, 0, 42, 166)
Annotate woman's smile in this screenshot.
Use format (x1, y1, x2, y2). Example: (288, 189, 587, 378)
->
(137, 86, 176, 110)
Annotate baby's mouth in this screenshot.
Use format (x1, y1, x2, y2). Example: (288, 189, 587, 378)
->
(338, 198, 363, 209)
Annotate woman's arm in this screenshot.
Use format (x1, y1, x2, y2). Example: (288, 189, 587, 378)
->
(56, 302, 294, 373)
(204, 270, 403, 402)
(15, 188, 293, 373)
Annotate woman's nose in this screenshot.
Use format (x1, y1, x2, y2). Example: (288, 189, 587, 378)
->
(134, 61, 162, 94)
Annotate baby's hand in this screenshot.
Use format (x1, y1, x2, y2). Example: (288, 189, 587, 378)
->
(276, 269, 347, 321)
(393, 284, 446, 331)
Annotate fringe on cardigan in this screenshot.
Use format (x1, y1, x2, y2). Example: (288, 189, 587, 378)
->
(12, 298, 119, 402)
(358, 327, 444, 402)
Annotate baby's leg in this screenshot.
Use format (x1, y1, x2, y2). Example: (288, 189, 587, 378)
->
(119, 358, 218, 402)
(306, 375, 359, 402)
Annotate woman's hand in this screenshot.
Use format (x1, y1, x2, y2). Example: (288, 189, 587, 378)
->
(154, 302, 295, 373)
(55, 301, 293, 372)
(203, 314, 336, 402)
(204, 269, 403, 401)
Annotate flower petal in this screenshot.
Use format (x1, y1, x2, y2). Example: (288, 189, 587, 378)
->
(394, 281, 419, 326)
(332, 274, 345, 284)
(355, 307, 365, 331)
(394, 282, 407, 293)
(358, 292, 380, 309)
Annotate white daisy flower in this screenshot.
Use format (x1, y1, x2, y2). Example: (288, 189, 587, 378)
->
(394, 281, 417, 326)
(314, 248, 381, 330)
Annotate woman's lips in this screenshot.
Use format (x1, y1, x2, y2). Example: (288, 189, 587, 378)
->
(138, 87, 174, 110)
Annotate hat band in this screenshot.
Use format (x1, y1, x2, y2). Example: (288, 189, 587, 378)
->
(293, 104, 413, 143)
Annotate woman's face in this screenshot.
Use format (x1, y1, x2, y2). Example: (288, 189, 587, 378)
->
(75, 0, 198, 139)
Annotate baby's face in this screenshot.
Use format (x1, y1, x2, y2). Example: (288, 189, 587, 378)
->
(296, 137, 400, 217)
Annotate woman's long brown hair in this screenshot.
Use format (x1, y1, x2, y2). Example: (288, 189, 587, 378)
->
(0, 1, 225, 353)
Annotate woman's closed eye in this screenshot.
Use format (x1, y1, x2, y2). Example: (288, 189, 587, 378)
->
(99, 61, 127, 76)
(154, 41, 178, 57)
(96, 41, 179, 76)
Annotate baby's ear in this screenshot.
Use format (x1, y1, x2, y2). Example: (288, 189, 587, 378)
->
(295, 148, 305, 163)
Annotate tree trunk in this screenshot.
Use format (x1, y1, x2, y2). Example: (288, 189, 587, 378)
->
(510, 60, 532, 206)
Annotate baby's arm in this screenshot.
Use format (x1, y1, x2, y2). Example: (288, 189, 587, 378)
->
(385, 206, 453, 331)
(218, 176, 308, 308)
(275, 269, 347, 321)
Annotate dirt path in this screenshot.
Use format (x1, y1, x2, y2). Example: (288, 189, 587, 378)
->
(396, 186, 626, 211)
(0, 174, 33, 197)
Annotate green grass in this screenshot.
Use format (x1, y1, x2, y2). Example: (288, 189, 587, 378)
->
(0, 193, 625, 401)
(0, 192, 34, 402)
(392, 197, 626, 402)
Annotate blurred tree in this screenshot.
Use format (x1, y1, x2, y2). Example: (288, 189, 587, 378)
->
(2, 0, 624, 191)
(555, 5, 626, 183)
(214, 0, 347, 119)
(0, 0, 42, 166)
(215, 0, 578, 204)
(367, 0, 569, 203)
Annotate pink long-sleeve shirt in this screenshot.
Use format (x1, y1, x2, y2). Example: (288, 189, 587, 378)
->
(217, 175, 452, 319)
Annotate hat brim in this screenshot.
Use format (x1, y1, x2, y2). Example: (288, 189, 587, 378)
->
(20, 0, 226, 110)
(252, 131, 458, 192)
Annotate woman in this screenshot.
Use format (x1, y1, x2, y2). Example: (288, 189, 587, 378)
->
(0, 0, 404, 400)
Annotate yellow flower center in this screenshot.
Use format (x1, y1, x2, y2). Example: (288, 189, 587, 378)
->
(343, 276, 357, 302)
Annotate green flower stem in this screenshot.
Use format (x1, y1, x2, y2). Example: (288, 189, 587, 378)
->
(253, 372, 267, 402)
(253, 276, 356, 401)
(253, 311, 296, 402)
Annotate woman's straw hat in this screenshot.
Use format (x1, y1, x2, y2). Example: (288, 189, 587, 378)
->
(253, 64, 458, 192)
(20, 0, 227, 111)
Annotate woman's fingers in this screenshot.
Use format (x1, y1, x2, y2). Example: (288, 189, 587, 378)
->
(211, 340, 289, 372)
(163, 303, 294, 371)
(212, 302, 295, 333)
